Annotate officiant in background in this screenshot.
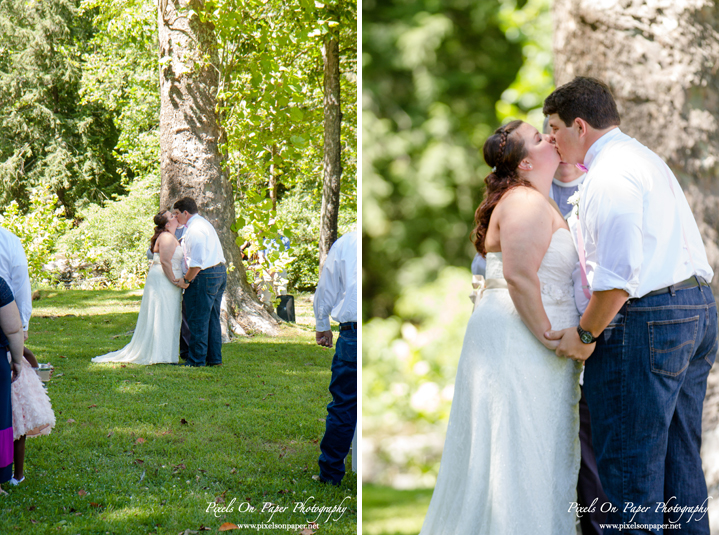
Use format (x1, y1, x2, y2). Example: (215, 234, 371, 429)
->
(361, 0, 719, 532)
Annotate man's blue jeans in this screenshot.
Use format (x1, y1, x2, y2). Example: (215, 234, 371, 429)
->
(584, 283, 717, 534)
(318, 323, 357, 484)
(183, 264, 227, 366)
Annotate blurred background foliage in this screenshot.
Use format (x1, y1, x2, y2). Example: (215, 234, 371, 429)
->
(0, 0, 356, 294)
(362, 0, 554, 505)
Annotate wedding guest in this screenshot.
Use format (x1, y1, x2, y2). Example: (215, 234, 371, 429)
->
(314, 231, 357, 485)
(9, 344, 55, 486)
(0, 228, 32, 342)
(0, 277, 25, 494)
(174, 198, 227, 367)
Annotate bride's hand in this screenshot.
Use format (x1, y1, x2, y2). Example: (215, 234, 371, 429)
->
(542, 338, 560, 351)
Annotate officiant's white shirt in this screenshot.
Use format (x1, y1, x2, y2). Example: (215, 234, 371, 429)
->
(183, 214, 226, 271)
(576, 127, 713, 310)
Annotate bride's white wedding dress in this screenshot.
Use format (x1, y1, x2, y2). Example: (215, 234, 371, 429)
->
(92, 246, 183, 365)
(419, 229, 582, 535)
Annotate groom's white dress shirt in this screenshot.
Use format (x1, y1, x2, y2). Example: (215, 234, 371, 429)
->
(183, 214, 226, 271)
(574, 128, 713, 313)
(0, 227, 32, 331)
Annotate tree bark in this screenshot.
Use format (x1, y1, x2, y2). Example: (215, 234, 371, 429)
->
(318, 37, 342, 274)
(552, 0, 719, 509)
(157, 0, 279, 336)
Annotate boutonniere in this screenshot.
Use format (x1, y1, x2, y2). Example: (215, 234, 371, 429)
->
(566, 182, 585, 218)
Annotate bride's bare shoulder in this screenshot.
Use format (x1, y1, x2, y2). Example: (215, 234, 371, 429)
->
(495, 186, 546, 212)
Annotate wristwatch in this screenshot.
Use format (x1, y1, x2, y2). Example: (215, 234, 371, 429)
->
(577, 325, 598, 344)
(184, 277, 191, 285)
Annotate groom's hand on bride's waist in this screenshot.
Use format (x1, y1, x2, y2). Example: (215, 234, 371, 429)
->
(544, 327, 595, 362)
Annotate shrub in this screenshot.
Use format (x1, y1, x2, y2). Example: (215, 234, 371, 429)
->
(58, 173, 160, 288)
(0, 186, 70, 284)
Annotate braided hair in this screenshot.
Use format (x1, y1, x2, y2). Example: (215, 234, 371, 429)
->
(471, 120, 533, 255)
(149, 211, 171, 253)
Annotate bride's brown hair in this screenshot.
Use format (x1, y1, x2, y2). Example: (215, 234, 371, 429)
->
(149, 210, 171, 253)
(471, 120, 533, 255)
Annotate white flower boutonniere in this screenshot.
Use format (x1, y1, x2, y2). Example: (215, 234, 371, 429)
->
(566, 182, 585, 218)
(567, 190, 580, 218)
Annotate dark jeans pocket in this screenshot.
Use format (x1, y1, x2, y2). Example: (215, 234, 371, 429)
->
(649, 315, 700, 376)
(337, 334, 357, 364)
(205, 275, 224, 296)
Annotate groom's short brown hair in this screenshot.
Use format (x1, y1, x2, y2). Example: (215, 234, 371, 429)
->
(543, 77, 621, 129)
(173, 197, 198, 214)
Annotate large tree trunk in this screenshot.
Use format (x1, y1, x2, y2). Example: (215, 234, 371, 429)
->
(552, 0, 719, 519)
(318, 37, 342, 274)
(157, 0, 279, 336)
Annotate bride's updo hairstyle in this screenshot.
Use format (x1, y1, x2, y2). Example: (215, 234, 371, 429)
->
(471, 120, 533, 256)
(149, 210, 170, 253)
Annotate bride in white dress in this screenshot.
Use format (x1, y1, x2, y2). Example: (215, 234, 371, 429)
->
(418, 120, 582, 534)
(92, 211, 184, 365)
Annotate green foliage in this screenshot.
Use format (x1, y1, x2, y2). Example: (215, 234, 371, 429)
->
(278, 186, 356, 292)
(78, 0, 160, 179)
(363, 267, 472, 485)
(58, 173, 160, 289)
(0, 186, 70, 283)
(199, 0, 357, 247)
(362, 0, 524, 320)
(0, 0, 127, 216)
(1, 290, 356, 533)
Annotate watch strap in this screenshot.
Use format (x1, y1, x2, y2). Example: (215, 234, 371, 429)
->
(577, 325, 598, 344)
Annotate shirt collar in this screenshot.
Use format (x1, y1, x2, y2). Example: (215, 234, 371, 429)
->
(186, 214, 199, 226)
(584, 127, 625, 169)
(553, 174, 585, 188)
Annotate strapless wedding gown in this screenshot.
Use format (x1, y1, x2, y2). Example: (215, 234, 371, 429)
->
(92, 246, 183, 365)
(418, 229, 582, 535)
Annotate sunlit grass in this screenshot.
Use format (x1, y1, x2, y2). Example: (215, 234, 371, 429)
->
(0, 290, 356, 534)
(362, 484, 432, 535)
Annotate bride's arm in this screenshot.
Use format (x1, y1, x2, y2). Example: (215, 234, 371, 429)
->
(495, 188, 558, 350)
(157, 234, 180, 284)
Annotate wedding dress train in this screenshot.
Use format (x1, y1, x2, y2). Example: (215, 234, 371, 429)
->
(419, 229, 582, 535)
(92, 246, 183, 365)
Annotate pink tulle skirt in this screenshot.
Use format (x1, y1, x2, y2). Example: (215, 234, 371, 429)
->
(9, 356, 55, 440)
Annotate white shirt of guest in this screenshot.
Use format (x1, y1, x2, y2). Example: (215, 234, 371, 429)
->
(0, 227, 32, 330)
(183, 214, 226, 271)
(577, 127, 713, 304)
(313, 231, 357, 332)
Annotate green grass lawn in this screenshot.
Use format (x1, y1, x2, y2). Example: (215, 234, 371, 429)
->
(0, 290, 356, 534)
(361, 484, 431, 535)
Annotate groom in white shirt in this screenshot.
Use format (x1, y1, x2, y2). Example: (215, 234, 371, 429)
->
(544, 77, 717, 534)
(173, 197, 227, 367)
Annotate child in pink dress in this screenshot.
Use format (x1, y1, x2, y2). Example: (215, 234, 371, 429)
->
(9, 347, 55, 485)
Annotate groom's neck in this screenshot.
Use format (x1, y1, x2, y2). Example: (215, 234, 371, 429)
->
(580, 125, 619, 162)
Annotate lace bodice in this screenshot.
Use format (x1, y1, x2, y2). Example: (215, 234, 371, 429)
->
(485, 229, 579, 329)
(152, 246, 184, 279)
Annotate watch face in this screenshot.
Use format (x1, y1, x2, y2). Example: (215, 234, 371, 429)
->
(580, 331, 594, 344)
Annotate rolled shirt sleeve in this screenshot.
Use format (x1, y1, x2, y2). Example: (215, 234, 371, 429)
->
(582, 168, 644, 297)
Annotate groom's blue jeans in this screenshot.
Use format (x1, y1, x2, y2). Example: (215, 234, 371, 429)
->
(183, 264, 227, 366)
(584, 283, 717, 534)
(318, 323, 357, 484)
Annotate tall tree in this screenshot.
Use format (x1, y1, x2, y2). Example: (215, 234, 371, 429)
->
(157, 0, 278, 335)
(318, 35, 342, 273)
(0, 0, 124, 216)
(552, 0, 719, 503)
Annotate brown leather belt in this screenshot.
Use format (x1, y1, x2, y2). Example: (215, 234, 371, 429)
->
(644, 275, 709, 298)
